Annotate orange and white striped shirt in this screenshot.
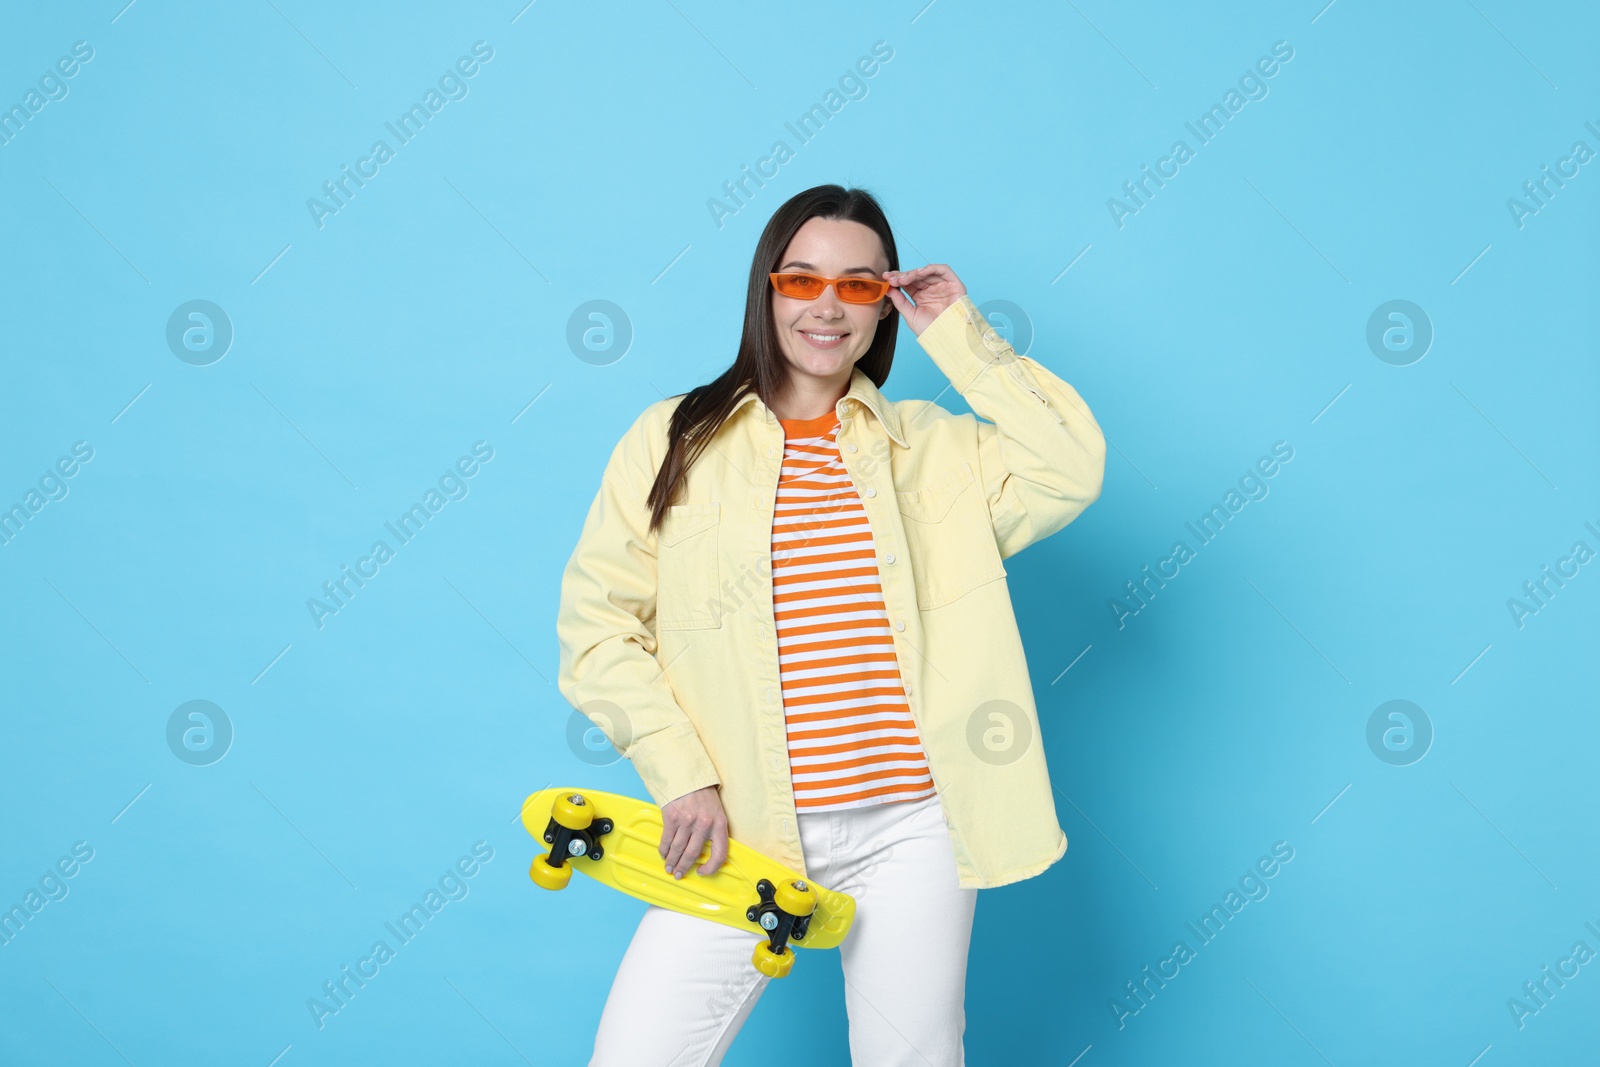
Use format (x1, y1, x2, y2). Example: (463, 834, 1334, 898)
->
(771, 409, 938, 813)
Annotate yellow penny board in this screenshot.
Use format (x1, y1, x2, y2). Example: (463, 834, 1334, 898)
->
(520, 786, 855, 952)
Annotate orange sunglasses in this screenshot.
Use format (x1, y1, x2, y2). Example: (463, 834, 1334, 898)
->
(769, 271, 891, 304)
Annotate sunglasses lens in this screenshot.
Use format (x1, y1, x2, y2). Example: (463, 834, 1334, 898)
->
(836, 279, 885, 303)
(773, 273, 824, 298)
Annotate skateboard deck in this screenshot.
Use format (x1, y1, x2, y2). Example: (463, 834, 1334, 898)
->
(520, 786, 855, 976)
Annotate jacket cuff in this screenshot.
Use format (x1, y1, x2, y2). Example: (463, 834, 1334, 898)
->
(914, 294, 1017, 393)
(627, 721, 723, 808)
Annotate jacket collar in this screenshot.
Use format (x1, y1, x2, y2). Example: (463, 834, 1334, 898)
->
(729, 365, 909, 448)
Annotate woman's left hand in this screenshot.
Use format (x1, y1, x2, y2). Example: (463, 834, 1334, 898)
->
(884, 264, 967, 337)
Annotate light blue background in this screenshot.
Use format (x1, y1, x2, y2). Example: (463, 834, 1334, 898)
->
(2, 1, 1596, 1064)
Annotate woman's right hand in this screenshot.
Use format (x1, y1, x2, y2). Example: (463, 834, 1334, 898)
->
(659, 785, 729, 879)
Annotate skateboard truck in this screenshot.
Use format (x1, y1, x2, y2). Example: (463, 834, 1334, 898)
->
(528, 793, 614, 891)
(745, 877, 817, 979)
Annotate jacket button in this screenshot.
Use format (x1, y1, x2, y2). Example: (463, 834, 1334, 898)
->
(846, 443, 858, 453)
(894, 621, 906, 631)
(864, 487, 876, 498)
(885, 553, 896, 564)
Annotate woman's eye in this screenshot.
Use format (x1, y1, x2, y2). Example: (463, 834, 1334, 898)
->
(840, 280, 870, 293)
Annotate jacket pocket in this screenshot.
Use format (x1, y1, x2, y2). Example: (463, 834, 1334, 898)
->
(895, 463, 1006, 611)
(656, 502, 722, 629)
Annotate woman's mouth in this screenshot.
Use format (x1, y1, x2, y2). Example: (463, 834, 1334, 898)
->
(799, 329, 849, 350)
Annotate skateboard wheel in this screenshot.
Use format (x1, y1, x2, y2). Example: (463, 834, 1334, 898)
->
(529, 852, 572, 890)
(752, 942, 794, 979)
(551, 793, 594, 831)
(772, 878, 817, 918)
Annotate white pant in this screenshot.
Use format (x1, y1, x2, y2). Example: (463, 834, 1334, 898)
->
(588, 793, 978, 1066)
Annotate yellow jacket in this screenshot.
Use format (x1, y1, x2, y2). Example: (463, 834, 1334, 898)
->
(556, 295, 1107, 889)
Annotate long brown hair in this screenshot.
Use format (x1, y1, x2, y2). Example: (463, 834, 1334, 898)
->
(644, 184, 901, 535)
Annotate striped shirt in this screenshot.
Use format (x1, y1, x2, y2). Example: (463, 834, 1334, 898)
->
(771, 408, 938, 813)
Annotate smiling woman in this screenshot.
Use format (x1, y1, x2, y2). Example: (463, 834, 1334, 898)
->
(557, 182, 1107, 1064)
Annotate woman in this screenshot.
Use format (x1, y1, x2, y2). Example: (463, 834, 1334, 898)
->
(556, 184, 1106, 1065)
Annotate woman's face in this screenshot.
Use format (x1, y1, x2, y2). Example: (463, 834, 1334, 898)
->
(770, 216, 893, 391)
